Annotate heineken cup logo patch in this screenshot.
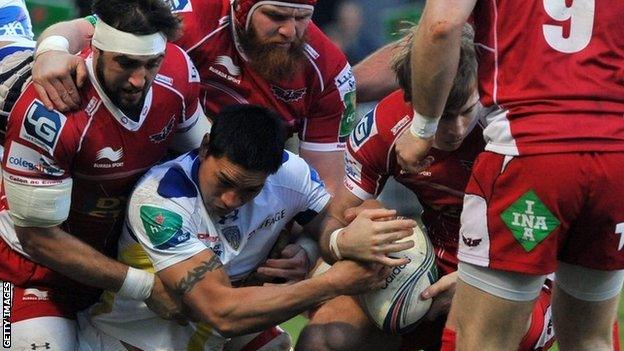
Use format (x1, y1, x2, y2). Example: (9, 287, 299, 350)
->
(500, 190, 560, 252)
(140, 205, 190, 249)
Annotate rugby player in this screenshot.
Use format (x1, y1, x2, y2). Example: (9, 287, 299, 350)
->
(396, 0, 624, 349)
(76, 104, 392, 350)
(0, 0, 35, 134)
(31, 0, 357, 193)
(296, 24, 556, 351)
(0, 0, 210, 349)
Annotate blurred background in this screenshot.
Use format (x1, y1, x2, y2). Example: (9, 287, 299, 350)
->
(24, 0, 424, 66)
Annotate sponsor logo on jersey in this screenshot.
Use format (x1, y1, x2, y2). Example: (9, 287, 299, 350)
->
(5, 141, 63, 176)
(140, 205, 191, 249)
(271, 85, 307, 103)
(88, 196, 126, 219)
(209, 56, 241, 84)
(223, 225, 242, 250)
(19, 101, 66, 153)
(255, 209, 286, 232)
(197, 233, 219, 243)
(417, 170, 432, 177)
(349, 109, 377, 152)
(6, 174, 63, 186)
(335, 64, 357, 140)
(500, 190, 560, 252)
(94, 147, 124, 168)
(164, 0, 192, 13)
(84, 97, 101, 117)
(391, 115, 411, 136)
(149, 116, 176, 143)
(218, 209, 239, 224)
(215, 55, 241, 76)
(155, 74, 174, 86)
(189, 62, 200, 83)
(211, 243, 223, 258)
(22, 288, 49, 301)
(344, 152, 362, 183)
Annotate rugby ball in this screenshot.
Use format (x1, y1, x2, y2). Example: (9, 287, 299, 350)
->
(359, 221, 438, 335)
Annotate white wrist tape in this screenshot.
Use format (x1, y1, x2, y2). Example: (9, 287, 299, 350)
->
(329, 228, 344, 260)
(296, 235, 320, 269)
(35, 35, 70, 59)
(117, 267, 155, 301)
(409, 111, 441, 139)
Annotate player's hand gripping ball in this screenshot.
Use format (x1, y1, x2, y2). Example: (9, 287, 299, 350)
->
(359, 218, 438, 335)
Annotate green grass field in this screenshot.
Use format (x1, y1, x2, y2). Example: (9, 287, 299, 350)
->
(281, 296, 624, 350)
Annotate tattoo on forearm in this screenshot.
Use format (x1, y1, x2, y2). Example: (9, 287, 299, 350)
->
(175, 255, 223, 294)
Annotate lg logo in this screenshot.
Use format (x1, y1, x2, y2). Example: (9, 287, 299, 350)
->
(20, 101, 66, 152)
(26, 111, 57, 144)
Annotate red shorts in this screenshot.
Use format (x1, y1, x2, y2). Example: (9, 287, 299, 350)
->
(0, 238, 100, 322)
(458, 152, 624, 274)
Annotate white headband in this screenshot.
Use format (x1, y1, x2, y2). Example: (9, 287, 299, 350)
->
(92, 19, 167, 56)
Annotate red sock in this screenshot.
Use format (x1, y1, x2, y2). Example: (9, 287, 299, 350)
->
(613, 322, 620, 351)
(440, 327, 456, 351)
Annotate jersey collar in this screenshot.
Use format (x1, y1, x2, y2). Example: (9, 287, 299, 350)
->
(85, 54, 153, 131)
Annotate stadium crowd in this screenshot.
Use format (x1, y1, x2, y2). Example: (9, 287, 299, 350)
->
(0, 0, 622, 350)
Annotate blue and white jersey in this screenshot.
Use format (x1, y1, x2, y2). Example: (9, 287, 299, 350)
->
(81, 150, 330, 350)
(123, 149, 330, 280)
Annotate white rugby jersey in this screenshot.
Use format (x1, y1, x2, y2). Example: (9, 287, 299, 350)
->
(83, 149, 330, 350)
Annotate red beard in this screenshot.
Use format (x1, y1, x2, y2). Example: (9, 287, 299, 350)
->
(238, 27, 307, 82)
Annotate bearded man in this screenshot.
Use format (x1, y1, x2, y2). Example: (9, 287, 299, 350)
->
(31, 0, 357, 193)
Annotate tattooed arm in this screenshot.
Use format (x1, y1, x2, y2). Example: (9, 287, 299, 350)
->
(157, 249, 387, 337)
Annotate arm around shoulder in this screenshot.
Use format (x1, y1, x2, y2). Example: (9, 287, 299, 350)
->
(33, 18, 94, 111)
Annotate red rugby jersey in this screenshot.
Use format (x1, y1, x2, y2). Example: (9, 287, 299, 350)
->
(344, 90, 485, 272)
(172, 0, 357, 151)
(1, 43, 203, 256)
(473, 0, 624, 155)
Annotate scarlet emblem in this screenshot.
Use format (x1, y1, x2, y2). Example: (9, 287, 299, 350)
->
(461, 234, 482, 247)
(270, 85, 307, 103)
(155, 213, 165, 225)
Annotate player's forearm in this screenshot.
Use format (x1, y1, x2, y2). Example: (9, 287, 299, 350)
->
(354, 42, 400, 102)
(15, 226, 128, 291)
(410, 24, 461, 118)
(410, 0, 474, 118)
(37, 18, 94, 54)
(315, 187, 365, 263)
(299, 149, 343, 195)
(191, 275, 338, 337)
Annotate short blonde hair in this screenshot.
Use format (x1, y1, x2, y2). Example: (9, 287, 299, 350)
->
(391, 23, 477, 118)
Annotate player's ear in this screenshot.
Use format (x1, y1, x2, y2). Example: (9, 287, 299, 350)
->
(199, 132, 211, 158)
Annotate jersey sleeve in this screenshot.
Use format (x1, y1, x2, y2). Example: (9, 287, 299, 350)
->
(2, 94, 83, 225)
(274, 151, 332, 226)
(168, 46, 209, 152)
(343, 106, 393, 200)
(298, 24, 356, 152)
(126, 189, 208, 272)
(2, 93, 83, 184)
